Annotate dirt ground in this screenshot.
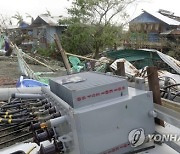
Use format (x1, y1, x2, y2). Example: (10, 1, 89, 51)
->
(0, 56, 66, 88)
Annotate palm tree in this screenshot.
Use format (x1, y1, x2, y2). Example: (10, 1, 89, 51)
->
(45, 9, 51, 16)
(26, 13, 34, 24)
(12, 12, 23, 25)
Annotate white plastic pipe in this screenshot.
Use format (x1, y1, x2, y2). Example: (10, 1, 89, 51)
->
(12, 93, 44, 99)
(0, 87, 44, 100)
(48, 115, 68, 127)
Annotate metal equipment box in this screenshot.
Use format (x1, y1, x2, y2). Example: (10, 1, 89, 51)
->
(47, 72, 155, 154)
(49, 72, 128, 108)
(67, 87, 155, 154)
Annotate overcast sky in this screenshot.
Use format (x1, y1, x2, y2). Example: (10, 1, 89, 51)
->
(0, 0, 179, 24)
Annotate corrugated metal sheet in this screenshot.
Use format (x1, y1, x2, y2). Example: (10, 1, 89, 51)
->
(32, 15, 67, 27)
(39, 15, 60, 26)
(158, 70, 180, 86)
(160, 29, 173, 35)
(144, 10, 180, 26)
(156, 51, 180, 74)
(141, 49, 180, 74)
(110, 58, 139, 77)
(110, 58, 180, 85)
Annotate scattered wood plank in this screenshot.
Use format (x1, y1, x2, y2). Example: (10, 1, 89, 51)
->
(66, 52, 109, 64)
(12, 43, 56, 72)
(161, 98, 180, 113)
(22, 52, 56, 72)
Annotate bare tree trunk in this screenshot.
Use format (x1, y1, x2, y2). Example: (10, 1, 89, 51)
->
(93, 42, 100, 59)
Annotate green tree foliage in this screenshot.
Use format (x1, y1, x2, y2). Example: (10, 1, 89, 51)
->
(37, 43, 57, 57)
(166, 38, 180, 60)
(61, 0, 136, 58)
(61, 23, 94, 55)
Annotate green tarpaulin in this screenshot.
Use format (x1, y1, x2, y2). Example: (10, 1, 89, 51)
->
(106, 49, 161, 69)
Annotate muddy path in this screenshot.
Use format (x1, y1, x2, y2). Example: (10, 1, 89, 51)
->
(0, 56, 66, 88)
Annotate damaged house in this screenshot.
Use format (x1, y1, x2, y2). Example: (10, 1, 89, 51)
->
(128, 9, 180, 50)
(30, 14, 67, 48)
